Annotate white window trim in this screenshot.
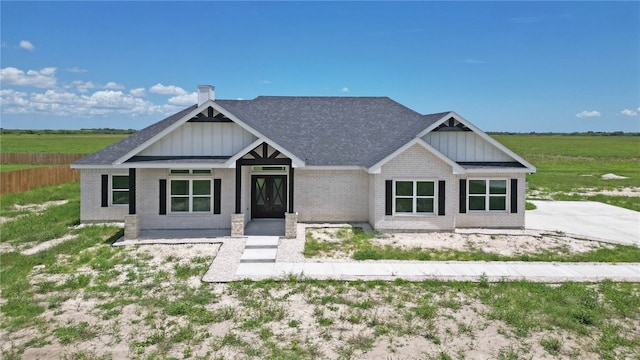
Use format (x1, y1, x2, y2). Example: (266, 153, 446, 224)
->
(467, 178, 508, 213)
(169, 178, 213, 214)
(111, 174, 129, 207)
(169, 169, 212, 176)
(250, 165, 288, 175)
(393, 179, 437, 216)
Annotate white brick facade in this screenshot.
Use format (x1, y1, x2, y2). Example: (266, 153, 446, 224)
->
(80, 169, 129, 222)
(454, 172, 526, 229)
(295, 169, 369, 222)
(80, 168, 236, 230)
(80, 150, 527, 231)
(371, 144, 457, 231)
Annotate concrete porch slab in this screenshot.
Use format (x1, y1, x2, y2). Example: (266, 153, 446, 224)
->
(245, 219, 285, 236)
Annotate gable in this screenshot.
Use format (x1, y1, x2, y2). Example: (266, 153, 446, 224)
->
(422, 131, 514, 162)
(418, 113, 535, 172)
(138, 121, 257, 157)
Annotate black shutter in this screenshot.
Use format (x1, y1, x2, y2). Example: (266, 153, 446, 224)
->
(385, 180, 393, 215)
(438, 180, 445, 216)
(101, 175, 108, 207)
(459, 179, 466, 213)
(510, 179, 518, 213)
(159, 179, 167, 215)
(128, 168, 136, 215)
(213, 179, 221, 214)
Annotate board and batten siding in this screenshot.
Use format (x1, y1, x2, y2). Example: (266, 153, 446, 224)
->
(422, 132, 513, 162)
(139, 122, 257, 157)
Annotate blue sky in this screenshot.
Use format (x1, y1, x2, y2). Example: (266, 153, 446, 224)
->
(1, 1, 639, 132)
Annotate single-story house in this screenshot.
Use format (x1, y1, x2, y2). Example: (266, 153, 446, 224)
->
(72, 85, 535, 238)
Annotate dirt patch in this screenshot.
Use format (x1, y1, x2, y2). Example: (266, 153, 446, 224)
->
(307, 228, 611, 259)
(3, 238, 637, 360)
(374, 232, 610, 257)
(20, 234, 78, 255)
(601, 173, 629, 180)
(0, 199, 69, 224)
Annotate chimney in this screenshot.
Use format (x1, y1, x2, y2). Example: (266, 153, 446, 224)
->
(197, 85, 215, 106)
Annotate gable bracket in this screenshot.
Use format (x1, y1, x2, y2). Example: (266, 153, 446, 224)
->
(249, 150, 261, 159)
(268, 150, 281, 159)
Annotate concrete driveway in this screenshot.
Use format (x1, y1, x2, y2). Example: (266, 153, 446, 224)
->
(526, 201, 640, 246)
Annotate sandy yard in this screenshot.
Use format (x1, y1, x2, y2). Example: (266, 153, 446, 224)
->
(2, 226, 638, 359)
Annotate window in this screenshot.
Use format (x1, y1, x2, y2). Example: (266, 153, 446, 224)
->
(468, 179, 507, 212)
(111, 175, 129, 205)
(394, 180, 435, 214)
(170, 179, 211, 213)
(252, 166, 286, 172)
(170, 169, 211, 175)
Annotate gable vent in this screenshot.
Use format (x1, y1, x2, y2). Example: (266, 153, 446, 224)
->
(433, 117, 470, 132)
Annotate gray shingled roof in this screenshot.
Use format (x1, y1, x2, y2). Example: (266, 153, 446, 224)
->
(74, 97, 449, 168)
(218, 97, 447, 167)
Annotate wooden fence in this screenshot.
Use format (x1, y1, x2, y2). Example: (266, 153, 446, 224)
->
(1, 153, 86, 164)
(1, 165, 80, 194)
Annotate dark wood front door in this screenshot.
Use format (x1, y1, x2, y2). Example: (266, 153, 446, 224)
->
(251, 175, 287, 218)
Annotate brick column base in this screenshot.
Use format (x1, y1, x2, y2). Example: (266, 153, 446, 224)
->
(285, 212, 298, 238)
(231, 213, 245, 237)
(124, 215, 140, 240)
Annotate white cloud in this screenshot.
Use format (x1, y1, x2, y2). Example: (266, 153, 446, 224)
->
(1, 87, 181, 117)
(341, 87, 350, 93)
(0, 67, 57, 88)
(621, 108, 639, 117)
(0, 71, 197, 118)
(66, 67, 87, 73)
(19, 40, 35, 51)
(259, 80, 272, 84)
(168, 92, 198, 106)
(130, 87, 146, 97)
(66, 80, 98, 93)
(104, 82, 125, 90)
(149, 83, 187, 95)
(576, 110, 601, 118)
(0, 89, 29, 106)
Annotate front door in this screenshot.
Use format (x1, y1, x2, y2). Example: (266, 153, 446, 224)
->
(251, 175, 287, 218)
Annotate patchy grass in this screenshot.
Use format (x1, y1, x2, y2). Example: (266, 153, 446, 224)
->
(305, 226, 640, 262)
(303, 227, 376, 258)
(1, 155, 639, 359)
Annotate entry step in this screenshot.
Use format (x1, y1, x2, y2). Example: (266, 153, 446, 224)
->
(245, 236, 279, 247)
(240, 248, 277, 261)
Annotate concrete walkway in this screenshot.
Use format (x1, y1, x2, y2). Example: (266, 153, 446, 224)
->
(240, 236, 279, 263)
(199, 224, 640, 283)
(235, 260, 640, 282)
(527, 201, 640, 246)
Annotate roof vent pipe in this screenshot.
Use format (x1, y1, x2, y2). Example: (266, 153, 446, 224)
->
(197, 85, 215, 106)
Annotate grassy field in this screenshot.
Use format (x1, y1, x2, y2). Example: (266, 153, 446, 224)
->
(0, 164, 49, 172)
(1, 184, 639, 359)
(492, 135, 640, 211)
(0, 133, 127, 154)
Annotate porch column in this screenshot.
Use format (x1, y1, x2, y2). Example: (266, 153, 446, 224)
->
(235, 160, 242, 213)
(231, 213, 245, 237)
(285, 212, 298, 238)
(288, 162, 294, 212)
(124, 215, 140, 239)
(128, 168, 136, 215)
